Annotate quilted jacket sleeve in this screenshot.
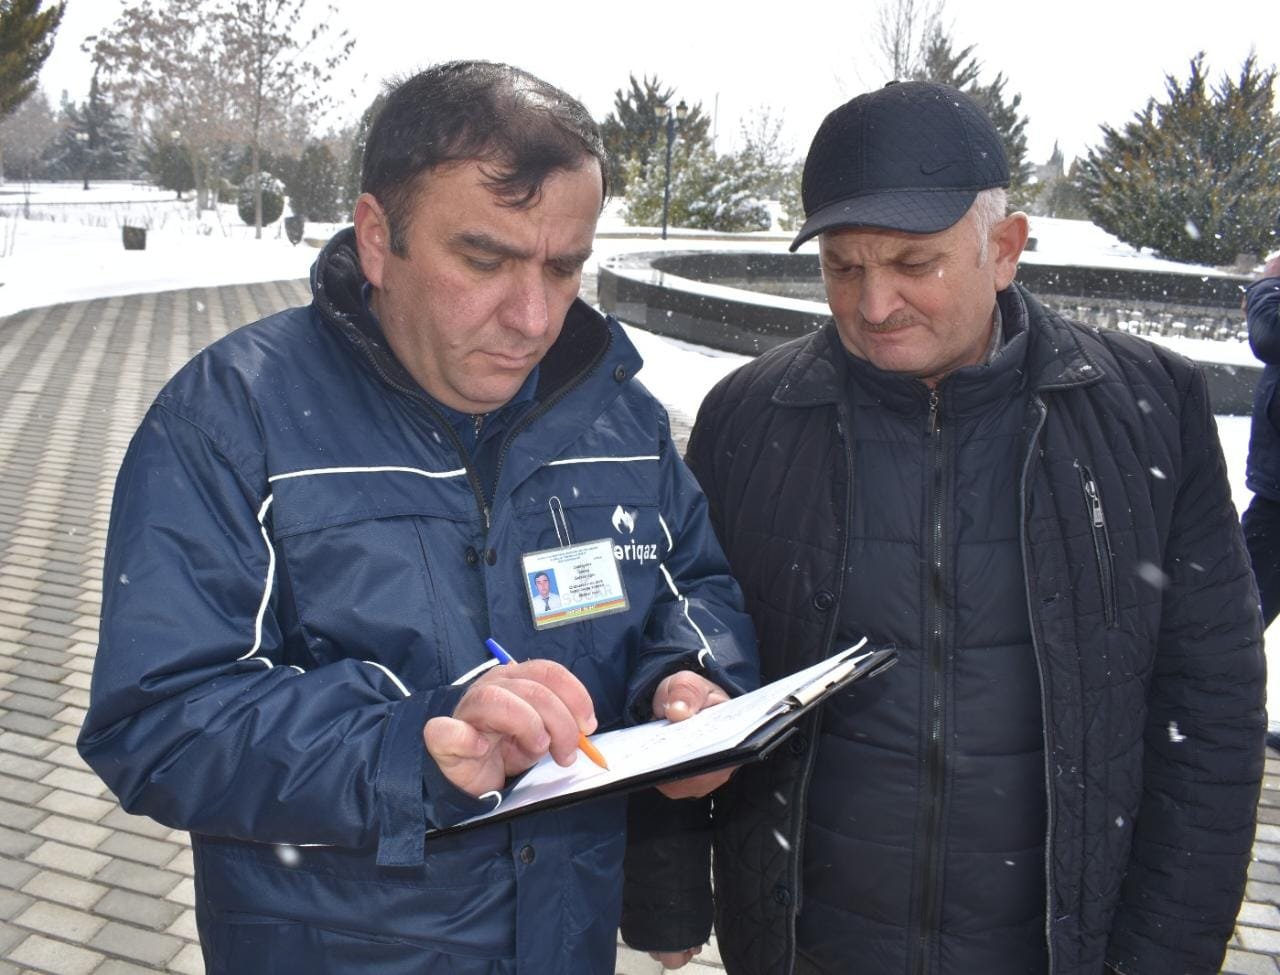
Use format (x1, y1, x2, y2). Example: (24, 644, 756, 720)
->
(623, 409, 759, 721)
(77, 403, 491, 868)
(621, 383, 745, 954)
(1105, 365, 1267, 973)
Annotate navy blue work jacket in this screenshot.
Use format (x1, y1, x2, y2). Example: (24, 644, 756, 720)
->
(78, 230, 758, 974)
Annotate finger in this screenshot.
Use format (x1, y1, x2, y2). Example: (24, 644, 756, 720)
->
(653, 672, 728, 722)
(656, 765, 734, 800)
(423, 715, 490, 763)
(481, 658, 598, 734)
(648, 947, 701, 969)
(423, 716, 505, 796)
(456, 678, 582, 766)
(452, 682, 552, 759)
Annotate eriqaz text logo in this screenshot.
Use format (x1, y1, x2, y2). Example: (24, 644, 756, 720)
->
(611, 504, 657, 563)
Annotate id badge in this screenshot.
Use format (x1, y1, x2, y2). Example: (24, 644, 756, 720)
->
(522, 538, 629, 630)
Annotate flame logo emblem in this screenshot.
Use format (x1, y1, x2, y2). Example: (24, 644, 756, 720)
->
(611, 504, 636, 535)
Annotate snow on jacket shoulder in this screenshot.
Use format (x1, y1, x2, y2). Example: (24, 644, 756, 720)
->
(78, 229, 758, 974)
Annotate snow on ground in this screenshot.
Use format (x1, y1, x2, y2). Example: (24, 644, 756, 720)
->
(2, 181, 1276, 718)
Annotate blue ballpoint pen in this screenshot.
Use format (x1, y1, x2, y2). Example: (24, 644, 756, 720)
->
(484, 638, 609, 769)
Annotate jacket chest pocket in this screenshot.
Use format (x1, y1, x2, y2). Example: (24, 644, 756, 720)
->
(1078, 464, 1118, 629)
(267, 468, 483, 686)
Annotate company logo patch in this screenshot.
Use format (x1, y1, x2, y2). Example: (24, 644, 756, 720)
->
(611, 504, 636, 535)
(610, 505, 657, 562)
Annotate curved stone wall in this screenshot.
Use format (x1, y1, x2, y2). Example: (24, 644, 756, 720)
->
(598, 250, 1260, 414)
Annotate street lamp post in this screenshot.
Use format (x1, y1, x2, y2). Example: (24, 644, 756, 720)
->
(654, 99, 688, 241)
(75, 131, 90, 191)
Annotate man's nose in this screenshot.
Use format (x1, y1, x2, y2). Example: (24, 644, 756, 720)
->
(857, 269, 903, 325)
(500, 267, 551, 337)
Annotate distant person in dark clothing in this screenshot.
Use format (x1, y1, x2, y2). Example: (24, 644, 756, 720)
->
(1244, 253, 1280, 626)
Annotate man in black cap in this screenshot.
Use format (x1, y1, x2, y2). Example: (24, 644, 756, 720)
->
(621, 81, 1264, 975)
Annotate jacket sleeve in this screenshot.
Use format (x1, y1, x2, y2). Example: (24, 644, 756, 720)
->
(1247, 276, 1280, 363)
(1105, 365, 1267, 973)
(77, 404, 493, 868)
(623, 409, 760, 721)
(622, 390, 748, 954)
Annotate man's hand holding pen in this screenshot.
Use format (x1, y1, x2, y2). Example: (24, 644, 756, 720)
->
(424, 659, 598, 797)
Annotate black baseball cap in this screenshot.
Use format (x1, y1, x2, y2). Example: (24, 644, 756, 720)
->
(789, 81, 1010, 251)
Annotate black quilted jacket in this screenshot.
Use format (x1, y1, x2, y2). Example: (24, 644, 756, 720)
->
(623, 286, 1265, 975)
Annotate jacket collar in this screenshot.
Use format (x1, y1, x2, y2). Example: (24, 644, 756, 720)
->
(309, 227, 637, 411)
(1012, 284, 1107, 393)
(769, 283, 1105, 407)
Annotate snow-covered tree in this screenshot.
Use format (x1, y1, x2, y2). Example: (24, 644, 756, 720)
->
(0, 0, 63, 119)
(623, 141, 770, 233)
(600, 74, 710, 194)
(1074, 52, 1280, 266)
(45, 71, 133, 187)
(0, 85, 57, 179)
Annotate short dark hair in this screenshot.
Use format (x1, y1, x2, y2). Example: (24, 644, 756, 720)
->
(361, 60, 609, 255)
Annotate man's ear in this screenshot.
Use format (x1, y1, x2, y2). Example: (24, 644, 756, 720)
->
(353, 192, 391, 289)
(992, 211, 1030, 290)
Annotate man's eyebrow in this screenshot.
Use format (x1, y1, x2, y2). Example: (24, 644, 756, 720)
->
(451, 232, 532, 260)
(450, 232, 592, 268)
(549, 247, 594, 269)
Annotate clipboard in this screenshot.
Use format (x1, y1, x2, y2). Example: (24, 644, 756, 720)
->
(428, 640, 897, 837)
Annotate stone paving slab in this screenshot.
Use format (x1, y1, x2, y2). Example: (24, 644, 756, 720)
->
(0, 277, 1268, 973)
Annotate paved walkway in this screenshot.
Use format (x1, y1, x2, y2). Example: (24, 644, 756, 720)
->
(0, 279, 1275, 974)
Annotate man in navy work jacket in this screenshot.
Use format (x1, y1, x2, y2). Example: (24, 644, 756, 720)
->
(78, 61, 757, 975)
(622, 81, 1264, 975)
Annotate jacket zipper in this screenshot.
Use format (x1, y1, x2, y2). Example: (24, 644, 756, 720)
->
(913, 388, 947, 975)
(488, 329, 614, 510)
(1079, 465, 1117, 627)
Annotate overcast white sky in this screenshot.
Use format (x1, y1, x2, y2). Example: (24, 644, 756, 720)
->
(37, 0, 1280, 165)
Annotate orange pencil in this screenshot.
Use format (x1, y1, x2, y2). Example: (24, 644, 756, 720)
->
(484, 638, 609, 770)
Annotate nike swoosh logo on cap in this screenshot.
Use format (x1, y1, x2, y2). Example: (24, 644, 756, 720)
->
(919, 160, 958, 175)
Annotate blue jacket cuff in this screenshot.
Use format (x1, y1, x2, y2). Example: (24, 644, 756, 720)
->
(374, 683, 495, 867)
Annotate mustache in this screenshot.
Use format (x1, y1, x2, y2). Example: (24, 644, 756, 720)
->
(861, 313, 921, 334)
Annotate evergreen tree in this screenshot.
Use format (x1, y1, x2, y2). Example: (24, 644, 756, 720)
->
(778, 159, 805, 231)
(1074, 53, 1280, 266)
(45, 71, 133, 186)
(913, 28, 1032, 199)
(622, 141, 770, 233)
(599, 74, 710, 194)
(342, 93, 384, 216)
(735, 107, 795, 199)
(0, 0, 63, 119)
(144, 128, 195, 197)
(287, 141, 343, 221)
